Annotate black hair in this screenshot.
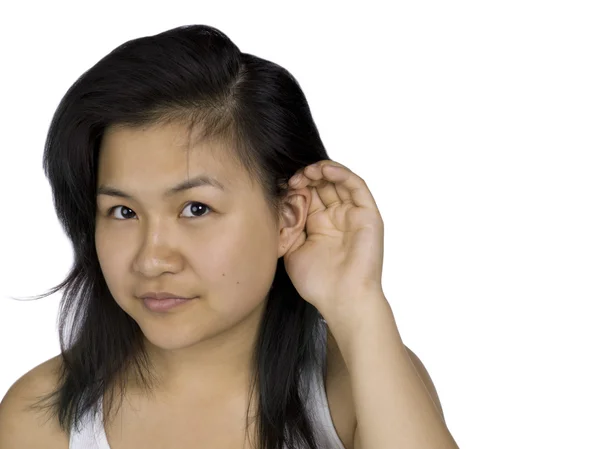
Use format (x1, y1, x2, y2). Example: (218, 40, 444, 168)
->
(14, 24, 333, 449)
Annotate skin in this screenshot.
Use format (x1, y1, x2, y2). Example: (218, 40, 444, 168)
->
(0, 120, 445, 449)
(94, 120, 312, 402)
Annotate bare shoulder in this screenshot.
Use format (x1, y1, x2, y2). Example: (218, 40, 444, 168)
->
(404, 346, 445, 421)
(0, 355, 69, 449)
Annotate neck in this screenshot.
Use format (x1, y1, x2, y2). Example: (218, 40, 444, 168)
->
(136, 300, 266, 402)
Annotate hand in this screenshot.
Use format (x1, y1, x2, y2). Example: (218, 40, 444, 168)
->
(283, 160, 385, 320)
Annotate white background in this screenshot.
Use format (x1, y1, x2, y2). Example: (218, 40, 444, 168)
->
(1, 1, 599, 448)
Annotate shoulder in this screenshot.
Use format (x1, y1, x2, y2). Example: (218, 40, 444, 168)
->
(403, 346, 445, 421)
(0, 355, 70, 449)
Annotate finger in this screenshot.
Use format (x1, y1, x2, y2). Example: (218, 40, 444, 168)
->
(326, 165, 354, 204)
(307, 183, 326, 215)
(313, 162, 378, 210)
(287, 173, 328, 213)
(303, 164, 344, 207)
(289, 161, 351, 203)
(288, 160, 346, 187)
(312, 162, 355, 204)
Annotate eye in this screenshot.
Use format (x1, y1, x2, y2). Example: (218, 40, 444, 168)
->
(181, 202, 212, 218)
(107, 202, 212, 220)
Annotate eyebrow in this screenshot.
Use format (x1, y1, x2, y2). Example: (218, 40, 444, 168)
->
(96, 174, 226, 200)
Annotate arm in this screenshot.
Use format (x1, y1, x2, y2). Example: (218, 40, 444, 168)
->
(324, 294, 459, 449)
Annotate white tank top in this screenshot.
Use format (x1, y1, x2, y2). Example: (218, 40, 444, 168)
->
(69, 323, 348, 449)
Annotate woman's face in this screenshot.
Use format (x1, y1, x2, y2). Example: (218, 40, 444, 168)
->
(94, 121, 297, 353)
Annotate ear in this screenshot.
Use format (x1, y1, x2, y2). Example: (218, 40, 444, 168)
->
(277, 186, 312, 258)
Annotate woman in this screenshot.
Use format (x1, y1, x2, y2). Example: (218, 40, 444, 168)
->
(0, 24, 454, 449)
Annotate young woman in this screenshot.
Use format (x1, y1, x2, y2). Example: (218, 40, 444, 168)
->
(0, 24, 455, 449)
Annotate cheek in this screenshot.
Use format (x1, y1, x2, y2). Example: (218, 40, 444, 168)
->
(192, 226, 279, 300)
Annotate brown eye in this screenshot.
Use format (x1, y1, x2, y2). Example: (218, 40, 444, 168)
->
(181, 202, 212, 218)
(108, 205, 136, 220)
(107, 202, 212, 220)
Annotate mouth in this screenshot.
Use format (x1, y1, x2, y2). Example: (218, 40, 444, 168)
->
(142, 297, 196, 313)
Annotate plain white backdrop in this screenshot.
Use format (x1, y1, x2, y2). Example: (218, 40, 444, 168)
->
(1, 1, 598, 448)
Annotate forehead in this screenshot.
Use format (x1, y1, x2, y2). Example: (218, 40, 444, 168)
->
(98, 122, 242, 187)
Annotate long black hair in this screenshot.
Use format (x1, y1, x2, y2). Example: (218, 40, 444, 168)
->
(15, 24, 333, 449)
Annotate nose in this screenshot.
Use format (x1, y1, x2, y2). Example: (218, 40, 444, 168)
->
(132, 222, 184, 276)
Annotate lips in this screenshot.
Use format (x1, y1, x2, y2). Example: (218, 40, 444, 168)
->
(142, 297, 194, 312)
(139, 291, 193, 300)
